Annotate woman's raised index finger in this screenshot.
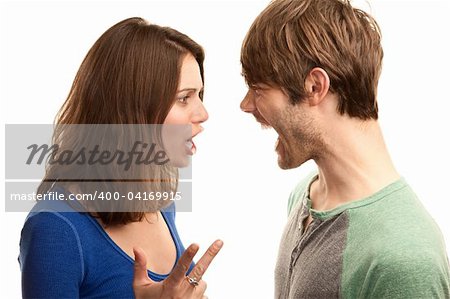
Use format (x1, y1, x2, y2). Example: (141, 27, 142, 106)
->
(164, 243, 200, 287)
(189, 240, 223, 281)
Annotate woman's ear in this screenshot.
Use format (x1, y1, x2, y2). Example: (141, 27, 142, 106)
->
(304, 67, 330, 106)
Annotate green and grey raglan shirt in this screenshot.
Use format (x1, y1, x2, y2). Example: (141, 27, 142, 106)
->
(275, 173, 450, 298)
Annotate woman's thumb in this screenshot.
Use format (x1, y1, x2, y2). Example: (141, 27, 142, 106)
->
(133, 247, 152, 285)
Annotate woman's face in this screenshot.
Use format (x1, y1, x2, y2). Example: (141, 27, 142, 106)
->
(163, 53, 208, 167)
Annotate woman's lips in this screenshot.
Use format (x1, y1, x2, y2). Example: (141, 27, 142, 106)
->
(185, 139, 196, 155)
(186, 129, 202, 155)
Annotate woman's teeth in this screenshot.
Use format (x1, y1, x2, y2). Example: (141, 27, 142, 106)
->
(185, 139, 197, 154)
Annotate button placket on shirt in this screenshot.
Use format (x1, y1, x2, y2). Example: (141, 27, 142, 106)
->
(286, 192, 319, 295)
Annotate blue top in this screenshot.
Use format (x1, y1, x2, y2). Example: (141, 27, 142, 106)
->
(19, 187, 189, 299)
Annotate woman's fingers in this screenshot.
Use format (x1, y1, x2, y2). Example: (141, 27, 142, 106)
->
(194, 280, 207, 297)
(189, 240, 223, 281)
(133, 241, 222, 299)
(132, 247, 152, 287)
(164, 243, 200, 288)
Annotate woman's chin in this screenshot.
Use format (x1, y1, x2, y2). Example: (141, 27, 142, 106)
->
(168, 156, 191, 168)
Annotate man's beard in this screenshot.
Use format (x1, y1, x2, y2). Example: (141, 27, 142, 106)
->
(274, 107, 324, 170)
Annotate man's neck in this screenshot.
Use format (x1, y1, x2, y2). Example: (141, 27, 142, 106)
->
(309, 120, 400, 211)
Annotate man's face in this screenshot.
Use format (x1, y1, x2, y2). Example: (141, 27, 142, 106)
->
(240, 84, 322, 169)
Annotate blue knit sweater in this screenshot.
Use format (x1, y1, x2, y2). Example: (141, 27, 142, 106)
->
(19, 188, 188, 298)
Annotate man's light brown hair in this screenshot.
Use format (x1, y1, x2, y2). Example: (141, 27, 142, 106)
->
(241, 0, 383, 120)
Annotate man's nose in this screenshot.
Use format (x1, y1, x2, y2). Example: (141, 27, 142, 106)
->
(240, 90, 256, 113)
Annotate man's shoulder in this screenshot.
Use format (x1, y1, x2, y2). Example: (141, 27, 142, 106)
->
(287, 170, 318, 216)
(342, 180, 450, 298)
(348, 179, 445, 246)
(357, 245, 450, 298)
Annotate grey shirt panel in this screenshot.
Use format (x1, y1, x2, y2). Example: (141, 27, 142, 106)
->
(275, 176, 348, 299)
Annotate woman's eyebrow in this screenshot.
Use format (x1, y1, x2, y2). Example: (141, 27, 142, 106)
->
(177, 87, 204, 93)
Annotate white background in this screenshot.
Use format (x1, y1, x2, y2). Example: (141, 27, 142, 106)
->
(1, 0, 449, 298)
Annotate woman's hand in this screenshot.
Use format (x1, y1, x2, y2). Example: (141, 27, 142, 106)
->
(133, 240, 223, 299)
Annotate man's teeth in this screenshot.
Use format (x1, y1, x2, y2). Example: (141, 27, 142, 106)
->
(186, 140, 193, 149)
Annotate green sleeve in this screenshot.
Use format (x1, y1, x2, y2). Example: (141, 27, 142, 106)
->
(287, 171, 318, 216)
(366, 251, 450, 298)
(287, 188, 301, 216)
(341, 182, 450, 298)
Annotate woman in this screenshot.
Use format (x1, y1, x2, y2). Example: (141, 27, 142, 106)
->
(19, 17, 222, 299)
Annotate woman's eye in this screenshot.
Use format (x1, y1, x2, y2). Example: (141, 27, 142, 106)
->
(178, 96, 189, 104)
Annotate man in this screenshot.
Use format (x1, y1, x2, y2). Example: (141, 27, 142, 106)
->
(240, 0, 450, 298)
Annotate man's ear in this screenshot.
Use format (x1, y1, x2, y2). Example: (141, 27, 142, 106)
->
(304, 67, 330, 106)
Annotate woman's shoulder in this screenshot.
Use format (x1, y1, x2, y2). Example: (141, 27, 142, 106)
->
(22, 187, 100, 244)
(25, 191, 88, 226)
(22, 202, 91, 252)
(25, 203, 84, 230)
(19, 194, 87, 296)
(161, 202, 177, 224)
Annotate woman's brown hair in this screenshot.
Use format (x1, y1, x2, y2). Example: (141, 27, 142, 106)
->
(37, 17, 204, 225)
(241, 0, 383, 120)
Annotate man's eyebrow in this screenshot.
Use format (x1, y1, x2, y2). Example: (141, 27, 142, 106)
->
(177, 87, 204, 93)
(251, 83, 269, 90)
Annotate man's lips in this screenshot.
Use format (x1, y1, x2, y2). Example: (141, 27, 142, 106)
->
(252, 113, 282, 154)
(253, 114, 271, 128)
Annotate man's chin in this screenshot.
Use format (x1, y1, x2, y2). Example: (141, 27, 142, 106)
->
(277, 154, 307, 170)
(278, 162, 293, 170)
(277, 156, 294, 170)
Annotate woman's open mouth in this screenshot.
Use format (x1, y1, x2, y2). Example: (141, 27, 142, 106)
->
(185, 138, 197, 155)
